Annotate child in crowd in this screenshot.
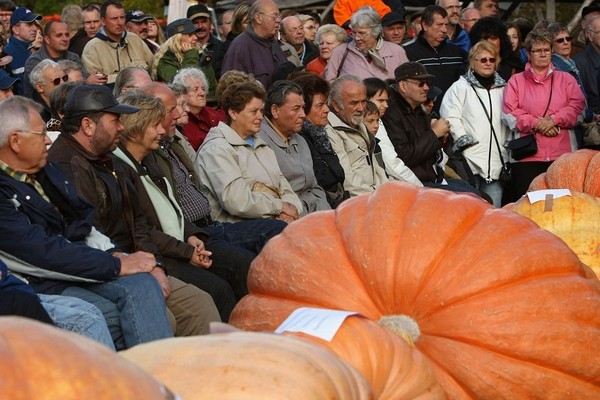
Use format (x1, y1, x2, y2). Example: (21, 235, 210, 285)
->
(364, 101, 386, 171)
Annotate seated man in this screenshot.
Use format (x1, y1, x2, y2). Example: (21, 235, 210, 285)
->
(0, 96, 173, 349)
(325, 74, 388, 197)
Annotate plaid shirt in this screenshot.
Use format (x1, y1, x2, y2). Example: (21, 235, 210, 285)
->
(0, 160, 50, 202)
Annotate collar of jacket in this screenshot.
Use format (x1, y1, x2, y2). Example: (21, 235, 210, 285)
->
(327, 110, 368, 135)
(54, 132, 109, 163)
(464, 69, 506, 89)
(390, 83, 424, 114)
(244, 24, 276, 48)
(207, 121, 269, 148)
(416, 30, 446, 51)
(95, 26, 128, 47)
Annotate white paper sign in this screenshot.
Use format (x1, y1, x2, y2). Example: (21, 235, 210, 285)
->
(275, 307, 360, 342)
(527, 189, 571, 204)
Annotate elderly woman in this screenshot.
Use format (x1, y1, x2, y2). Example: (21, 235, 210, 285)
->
(196, 82, 303, 224)
(502, 29, 585, 201)
(291, 73, 348, 208)
(173, 67, 226, 150)
(152, 18, 201, 83)
(324, 6, 408, 82)
(440, 41, 510, 207)
(547, 23, 584, 89)
(258, 80, 330, 213)
(306, 24, 348, 76)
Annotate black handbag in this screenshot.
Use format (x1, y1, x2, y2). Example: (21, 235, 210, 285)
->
(505, 133, 537, 160)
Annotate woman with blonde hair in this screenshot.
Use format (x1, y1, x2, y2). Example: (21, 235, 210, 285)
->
(153, 18, 202, 83)
(147, 16, 166, 47)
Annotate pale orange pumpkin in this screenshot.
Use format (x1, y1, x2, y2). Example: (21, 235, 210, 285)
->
(231, 182, 600, 399)
(0, 317, 174, 399)
(120, 330, 374, 400)
(529, 149, 600, 196)
(507, 191, 600, 278)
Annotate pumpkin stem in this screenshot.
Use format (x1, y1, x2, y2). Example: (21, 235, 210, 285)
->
(377, 315, 420, 346)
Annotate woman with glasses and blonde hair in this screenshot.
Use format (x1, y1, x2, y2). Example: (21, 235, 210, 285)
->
(501, 29, 585, 202)
(440, 41, 509, 206)
(324, 6, 408, 82)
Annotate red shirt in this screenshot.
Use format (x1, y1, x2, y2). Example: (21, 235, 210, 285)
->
(182, 106, 227, 150)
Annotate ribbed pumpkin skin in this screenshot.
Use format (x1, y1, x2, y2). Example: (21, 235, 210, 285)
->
(230, 182, 600, 399)
(120, 331, 374, 400)
(529, 149, 600, 196)
(0, 317, 172, 400)
(508, 192, 600, 278)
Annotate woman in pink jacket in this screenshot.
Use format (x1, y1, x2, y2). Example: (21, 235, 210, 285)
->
(502, 29, 585, 201)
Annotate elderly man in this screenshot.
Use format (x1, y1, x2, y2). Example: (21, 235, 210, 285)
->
(438, 0, 470, 52)
(69, 4, 101, 56)
(325, 75, 388, 197)
(474, 0, 498, 18)
(259, 80, 329, 213)
(221, 0, 287, 88)
(381, 62, 478, 194)
(459, 7, 481, 34)
(82, 0, 153, 84)
(112, 66, 152, 96)
(48, 84, 234, 323)
(574, 13, 600, 149)
(0, 96, 175, 349)
(381, 11, 407, 46)
(280, 15, 317, 66)
(29, 59, 68, 121)
(404, 5, 467, 113)
(3, 7, 41, 95)
(218, 9, 234, 40)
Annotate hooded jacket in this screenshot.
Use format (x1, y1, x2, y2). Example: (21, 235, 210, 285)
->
(81, 28, 153, 83)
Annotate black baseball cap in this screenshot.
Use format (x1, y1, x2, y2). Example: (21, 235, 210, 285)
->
(394, 62, 435, 81)
(64, 85, 140, 116)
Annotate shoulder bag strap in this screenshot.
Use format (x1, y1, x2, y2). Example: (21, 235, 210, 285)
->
(336, 45, 351, 79)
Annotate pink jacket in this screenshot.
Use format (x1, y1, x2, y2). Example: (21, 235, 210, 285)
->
(502, 64, 585, 162)
(324, 40, 408, 83)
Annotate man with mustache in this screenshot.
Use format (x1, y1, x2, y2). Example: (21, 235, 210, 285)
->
(125, 9, 158, 54)
(187, 3, 220, 101)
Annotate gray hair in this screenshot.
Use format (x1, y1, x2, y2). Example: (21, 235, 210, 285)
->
(329, 74, 364, 110)
(315, 24, 348, 46)
(585, 14, 600, 32)
(167, 82, 188, 97)
(29, 59, 61, 87)
(113, 67, 150, 97)
(264, 80, 303, 119)
(57, 59, 82, 74)
(350, 6, 382, 38)
(172, 67, 209, 92)
(0, 96, 43, 148)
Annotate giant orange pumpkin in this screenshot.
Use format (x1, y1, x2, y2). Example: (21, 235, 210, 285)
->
(231, 182, 600, 399)
(506, 191, 600, 278)
(121, 330, 374, 400)
(529, 149, 600, 196)
(0, 317, 174, 399)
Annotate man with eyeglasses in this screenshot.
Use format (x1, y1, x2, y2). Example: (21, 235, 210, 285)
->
(437, 0, 470, 52)
(382, 62, 479, 194)
(221, 0, 287, 89)
(459, 8, 480, 34)
(2, 7, 41, 96)
(574, 12, 600, 148)
(0, 0, 15, 33)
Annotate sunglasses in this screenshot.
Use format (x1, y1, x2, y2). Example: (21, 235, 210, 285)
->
(476, 57, 496, 64)
(405, 79, 429, 88)
(554, 36, 573, 44)
(51, 75, 69, 86)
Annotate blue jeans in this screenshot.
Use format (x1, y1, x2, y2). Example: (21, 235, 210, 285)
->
(61, 273, 173, 350)
(39, 294, 115, 350)
(474, 176, 504, 208)
(202, 219, 286, 254)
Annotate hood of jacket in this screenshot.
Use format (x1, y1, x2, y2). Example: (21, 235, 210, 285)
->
(95, 27, 128, 47)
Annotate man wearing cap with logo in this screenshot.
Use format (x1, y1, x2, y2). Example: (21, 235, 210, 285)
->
(382, 62, 478, 194)
(48, 84, 235, 324)
(0, 95, 176, 349)
(82, 0, 153, 85)
(2, 7, 41, 95)
(381, 11, 407, 46)
(125, 9, 159, 54)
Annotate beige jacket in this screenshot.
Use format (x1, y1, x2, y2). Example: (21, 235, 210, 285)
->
(82, 30, 153, 83)
(325, 112, 388, 196)
(195, 122, 302, 222)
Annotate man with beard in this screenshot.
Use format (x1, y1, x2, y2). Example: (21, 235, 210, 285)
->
(221, 0, 287, 89)
(325, 75, 387, 197)
(125, 9, 158, 54)
(438, 0, 470, 52)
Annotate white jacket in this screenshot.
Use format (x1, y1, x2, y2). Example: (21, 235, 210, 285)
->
(375, 121, 423, 186)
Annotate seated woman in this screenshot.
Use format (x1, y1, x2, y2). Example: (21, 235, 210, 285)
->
(363, 77, 422, 187)
(291, 73, 348, 208)
(305, 24, 348, 76)
(440, 41, 510, 207)
(502, 29, 585, 201)
(196, 82, 303, 224)
(173, 67, 226, 150)
(152, 18, 201, 83)
(258, 80, 330, 213)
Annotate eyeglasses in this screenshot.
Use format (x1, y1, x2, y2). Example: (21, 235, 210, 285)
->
(530, 48, 551, 54)
(554, 36, 573, 44)
(351, 30, 372, 39)
(258, 12, 281, 21)
(404, 79, 430, 88)
(476, 57, 496, 64)
(50, 75, 69, 86)
(15, 129, 48, 137)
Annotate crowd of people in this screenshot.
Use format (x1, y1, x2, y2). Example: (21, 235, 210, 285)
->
(0, 0, 596, 350)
